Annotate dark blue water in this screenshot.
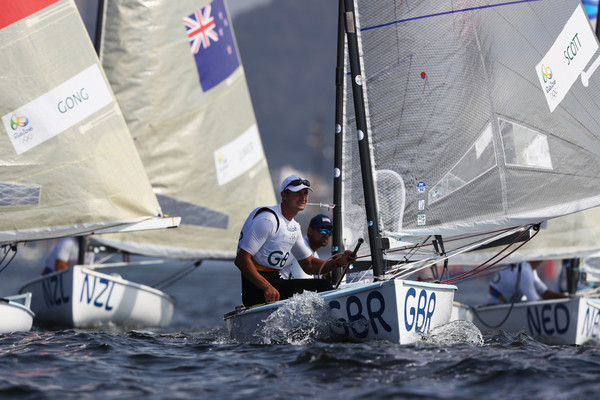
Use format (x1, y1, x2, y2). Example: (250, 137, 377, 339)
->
(1, 260, 600, 399)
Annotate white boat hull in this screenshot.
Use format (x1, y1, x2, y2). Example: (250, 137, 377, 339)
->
(454, 297, 600, 345)
(0, 293, 34, 333)
(225, 279, 456, 344)
(19, 266, 175, 329)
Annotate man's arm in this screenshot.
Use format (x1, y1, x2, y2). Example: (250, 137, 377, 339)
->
(540, 289, 567, 300)
(298, 250, 357, 276)
(54, 259, 69, 272)
(234, 249, 280, 303)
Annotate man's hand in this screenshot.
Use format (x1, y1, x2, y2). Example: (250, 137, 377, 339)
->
(263, 284, 280, 303)
(339, 249, 357, 266)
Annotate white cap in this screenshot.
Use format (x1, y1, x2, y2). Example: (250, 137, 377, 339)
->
(281, 174, 313, 192)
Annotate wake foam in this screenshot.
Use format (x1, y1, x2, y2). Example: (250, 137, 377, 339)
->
(419, 320, 484, 346)
(256, 291, 337, 344)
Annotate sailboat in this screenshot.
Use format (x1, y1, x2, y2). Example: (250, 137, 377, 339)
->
(224, 0, 459, 344)
(228, 0, 600, 344)
(0, 293, 34, 334)
(440, 1, 600, 345)
(89, 0, 274, 264)
(4, 0, 181, 330)
(449, 207, 600, 345)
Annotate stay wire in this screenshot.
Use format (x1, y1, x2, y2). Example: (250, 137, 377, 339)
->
(381, 225, 535, 281)
(440, 225, 540, 284)
(152, 260, 203, 290)
(326, 224, 537, 285)
(0, 244, 18, 275)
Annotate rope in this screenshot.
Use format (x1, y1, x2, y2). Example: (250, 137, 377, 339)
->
(469, 264, 523, 329)
(317, 253, 344, 277)
(151, 260, 203, 290)
(0, 244, 18, 274)
(440, 225, 540, 284)
(323, 224, 540, 288)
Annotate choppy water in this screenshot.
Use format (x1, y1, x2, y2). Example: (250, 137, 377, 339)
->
(1, 260, 600, 399)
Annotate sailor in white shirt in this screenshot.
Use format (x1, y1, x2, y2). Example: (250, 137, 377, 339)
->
(486, 260, 566, 305)
(235, 175, 356, 307)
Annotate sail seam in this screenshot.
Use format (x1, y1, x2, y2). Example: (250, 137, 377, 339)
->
(361, 0, 543, 31)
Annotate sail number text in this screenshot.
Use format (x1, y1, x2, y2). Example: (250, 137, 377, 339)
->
(404, 287, 436, 333)
(40, 272, 116, 311)
(329, 291, 391, 339)
(328, 288, 436, 339)
(80, 274, 116, 311)
(41, 274, 70, 308)
(526, 302, 600, 339)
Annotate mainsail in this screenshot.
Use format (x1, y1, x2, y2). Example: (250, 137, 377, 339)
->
(341, 0, 600, 254)
(0, 0, 172, 245)
(95, 0, 275, 259)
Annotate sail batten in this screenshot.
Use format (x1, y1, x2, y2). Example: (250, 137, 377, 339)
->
(342, 0, 600, 251)
(360, 0, 544, 32)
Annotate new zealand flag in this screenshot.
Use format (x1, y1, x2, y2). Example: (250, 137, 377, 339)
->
(183, 0, 240, 92)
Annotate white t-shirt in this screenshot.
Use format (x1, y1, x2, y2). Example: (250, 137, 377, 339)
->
(45, 237, 79, 271)
(280, 236, 318, 279)
(237, 205, 312, 271)
(486, 261, 548, 305)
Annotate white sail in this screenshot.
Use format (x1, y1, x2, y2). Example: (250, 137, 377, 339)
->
(95, 0, 275, 260)
(0, 0, 171, 245)
(341, 0, 600, 254)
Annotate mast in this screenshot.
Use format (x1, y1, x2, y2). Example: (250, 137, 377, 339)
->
(77, 236, 89, 265)
(342, 0, 384, 277)
(331, 0, 346, 284)
(93, 0, 105, 55)
(596, 2, 600, 39)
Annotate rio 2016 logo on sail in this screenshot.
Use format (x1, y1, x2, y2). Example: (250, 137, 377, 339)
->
(540, 64, 558, 100)
(541, 64, 553, 83)
(10, 114, 28, 130)
(9, 114, 34, 145)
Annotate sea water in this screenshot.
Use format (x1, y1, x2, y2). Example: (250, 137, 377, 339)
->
(1, 260, 599, 399)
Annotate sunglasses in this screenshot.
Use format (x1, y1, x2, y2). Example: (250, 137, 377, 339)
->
(283, 179, 310, 191)
(318, 228, 332, 236)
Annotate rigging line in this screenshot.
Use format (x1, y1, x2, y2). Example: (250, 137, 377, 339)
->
(439, 226, 522, 246)
(0, 245, 17, 274)
(441, 225, 540, 284)
(431, 226, 530, 263)
(389, 224, 536, 282)
(382, 226, 523, 263)
(151, 260, 202, 290)
(380, 235, 433, 263)
(441, 227, 535, 283)
(361, 0, 542, 31)
(344, 225, 534, 282)
(363, 230, 521, 281)
(388, 225, 531, 279)
(469, 264, 523, 329)
(442, 228, 533, 282)
(318, 252, 343, 277)
(382, 226, 519, 260)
